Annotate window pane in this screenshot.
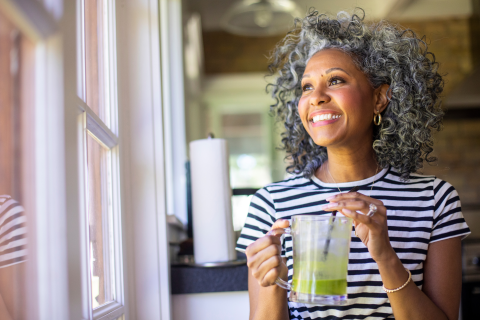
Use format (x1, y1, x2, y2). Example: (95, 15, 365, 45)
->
(232, 195, 253, 231)
(0, 8, 34, 320)
(221, 113, 272, 188)
(85, 0, 109, 125)
(86, 133, 114, 308)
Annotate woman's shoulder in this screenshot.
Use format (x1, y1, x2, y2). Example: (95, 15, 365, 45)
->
(384, 168, 458, 195)
(380, 168, 444, 193)
(262, 174, 316, 194)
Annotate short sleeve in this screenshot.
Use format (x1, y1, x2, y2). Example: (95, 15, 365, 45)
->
(430, 179, 470, 243)
(0, 196, 27, 268)
(236, 188, 277, 253)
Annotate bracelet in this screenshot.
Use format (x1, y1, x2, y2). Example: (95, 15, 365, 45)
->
(382, 268, 412, 293)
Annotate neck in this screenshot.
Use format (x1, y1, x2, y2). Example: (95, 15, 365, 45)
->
(317, 145, 380, 183)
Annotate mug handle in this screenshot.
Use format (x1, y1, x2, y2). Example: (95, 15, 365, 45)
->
(267, 227, 292, 290)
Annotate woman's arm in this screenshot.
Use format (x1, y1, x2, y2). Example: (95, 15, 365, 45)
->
(246, 219, 290, 320)
(248, 260, 290, 320)
(0, 262, 27, 320)
(324, 191, 462, 320)
(0, 293, 14, 320)
(376, 237, 461, 320)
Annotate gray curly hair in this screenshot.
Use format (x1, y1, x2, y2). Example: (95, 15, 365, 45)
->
(267, 8, 444, 181)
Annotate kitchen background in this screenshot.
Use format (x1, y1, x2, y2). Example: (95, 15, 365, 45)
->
(172, 1, 480, 319)
(181, 0, 480, 236)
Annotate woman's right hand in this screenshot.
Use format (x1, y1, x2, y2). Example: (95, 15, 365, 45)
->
(245, 219, 290, 287)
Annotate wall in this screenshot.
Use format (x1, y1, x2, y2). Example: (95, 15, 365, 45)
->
(422, 119, 480, 237)
(202, 17, 475, 96)
(399, 17, 474, 96)
(202, 31, 282, 74)
(172, 291, 249, 320)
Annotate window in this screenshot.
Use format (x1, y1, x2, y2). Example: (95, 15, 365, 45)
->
(79, 0, 123, 318)
(0, 8, 33, 320)
(1, 0, 172, 318)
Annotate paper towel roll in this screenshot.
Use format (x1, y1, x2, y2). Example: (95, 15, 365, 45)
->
(189, 138, 237, 264)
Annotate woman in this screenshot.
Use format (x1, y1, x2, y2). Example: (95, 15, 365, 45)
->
(236, 9, 470, 320)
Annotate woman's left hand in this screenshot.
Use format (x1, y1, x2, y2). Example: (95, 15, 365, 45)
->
(322, 192, 396, 263)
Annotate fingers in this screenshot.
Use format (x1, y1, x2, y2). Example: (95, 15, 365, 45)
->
(323, 195, 385, 215)
(327, 191, 383, 206)
(323, 200, 384, 218)
(322, 197, 386, 231)
(254, 254, 284, 286)
(323, 200, 370, 213)
(246, 240, 284, 286)
(245, 234, 282, 257)
(270, 219, 290, 230)
(339, 208, 378, 227)
(245, 220, 289, 287)
(267, 218, 291, 236)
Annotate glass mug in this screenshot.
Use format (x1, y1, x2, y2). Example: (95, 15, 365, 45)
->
(269, 215, 353, 305)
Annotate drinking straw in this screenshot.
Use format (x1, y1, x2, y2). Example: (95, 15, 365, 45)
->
(322, 186, 359, 260)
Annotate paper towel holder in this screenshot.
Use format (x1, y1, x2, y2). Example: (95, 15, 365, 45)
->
(207, 132, 215, 139)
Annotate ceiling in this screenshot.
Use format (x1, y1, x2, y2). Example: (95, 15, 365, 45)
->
(185, 0, 473, 31)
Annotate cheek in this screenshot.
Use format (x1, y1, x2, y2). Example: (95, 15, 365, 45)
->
(338, 89, 373, 119)
(297, 98, 310, 124)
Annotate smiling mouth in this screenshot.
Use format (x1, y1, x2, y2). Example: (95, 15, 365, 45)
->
(311, 114, 342, 123)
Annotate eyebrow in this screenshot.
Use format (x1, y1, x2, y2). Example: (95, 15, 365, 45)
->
(325, 67, 350, 75)
(302, 67, 350, 79)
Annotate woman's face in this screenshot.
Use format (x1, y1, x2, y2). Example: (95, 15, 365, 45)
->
(299, 49, 384, 150)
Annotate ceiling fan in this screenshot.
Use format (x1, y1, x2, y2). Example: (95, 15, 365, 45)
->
(221, 0, 303, 37)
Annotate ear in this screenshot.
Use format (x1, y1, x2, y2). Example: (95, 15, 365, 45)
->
(373, 84, 390, 113)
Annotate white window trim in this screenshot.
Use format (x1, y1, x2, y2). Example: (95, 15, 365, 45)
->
(161, 0, 188, 226)
(0, 0, 173, 319)
(76, 0, 124, 316)
(77, 103, 124, 320)
(116, 0, 173, 319)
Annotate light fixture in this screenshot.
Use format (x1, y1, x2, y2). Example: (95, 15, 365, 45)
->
(221, 0, 303, 37)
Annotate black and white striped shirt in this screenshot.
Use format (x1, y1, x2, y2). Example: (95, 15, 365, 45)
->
(236, 167, 470, 319)
(0, 195, 27, 268)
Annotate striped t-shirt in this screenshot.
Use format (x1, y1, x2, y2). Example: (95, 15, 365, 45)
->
(0, 195, 27, 268)
(236, 167, 470, 320)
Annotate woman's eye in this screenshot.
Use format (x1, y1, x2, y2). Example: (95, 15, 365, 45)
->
(329, 77, 344, 86)
(302, 84, 313, 92)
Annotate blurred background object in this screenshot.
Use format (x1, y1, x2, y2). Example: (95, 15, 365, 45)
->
(183, 0, 480, 237)
(178, 2, 480, 318)
(220, 0, 303, 36)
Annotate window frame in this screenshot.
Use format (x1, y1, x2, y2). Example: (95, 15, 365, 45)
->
(77, 100, 125, 320)
(0, 0, 174, 319)
(0, 1, 73, 319)
(76, 0, 124, 318)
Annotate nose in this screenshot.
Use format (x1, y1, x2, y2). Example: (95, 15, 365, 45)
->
(309, 88, 331, 106)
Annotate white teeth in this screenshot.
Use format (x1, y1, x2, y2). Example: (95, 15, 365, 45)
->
(312, 114, 342, 123)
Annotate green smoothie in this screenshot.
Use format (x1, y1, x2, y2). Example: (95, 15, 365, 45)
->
(292, 258, 348, 295)
(292, 278, 347, 295)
